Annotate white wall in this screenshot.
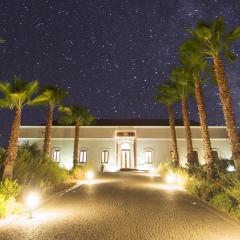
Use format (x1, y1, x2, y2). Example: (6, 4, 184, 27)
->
(19, 126, 232, 172)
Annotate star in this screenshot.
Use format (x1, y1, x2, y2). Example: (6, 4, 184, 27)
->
(0, 0, 239, 147)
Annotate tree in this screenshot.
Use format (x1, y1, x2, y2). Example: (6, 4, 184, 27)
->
(31, 86, 68, 159)
(189, 17, 240, 178)
(60, 106, 95, 169)
(0, 76, 38, 179)
(170, 68, 195, 168)
(156, 82, 180, 166)
(179, 40, 214, 179)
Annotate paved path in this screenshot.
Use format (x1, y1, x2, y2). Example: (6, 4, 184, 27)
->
(1, 172, 240, 240)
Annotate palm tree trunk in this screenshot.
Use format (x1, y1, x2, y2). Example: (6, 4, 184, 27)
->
(2, 109, 21, 180)
(181, 96, 194, 167)
(43, 105, 53, 159)
(168, 104, 179, 166)
(194, 80, 214, 179)
(73, 120, 80, 169)
(213, 56, 240, 178)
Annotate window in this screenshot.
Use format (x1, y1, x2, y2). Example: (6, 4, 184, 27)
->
(79, 150, 87, 163)
(101, 150, 109, 163)
(52, 149, 60, 163)
(145, 150, 153, 164)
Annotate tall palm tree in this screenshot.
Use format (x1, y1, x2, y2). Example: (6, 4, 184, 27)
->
(31, 86, 68, 159)
(0, 76, 38, 180)
(60, 106, 95, 169)
(171, 68, 195, 168)
(156, 82, 180, 166)
(179, 40, 214, 179)
(189, 17, 240, 177)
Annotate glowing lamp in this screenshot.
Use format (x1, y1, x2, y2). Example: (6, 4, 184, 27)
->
(26, 192, 40, 219)
(165, 174, 175, 185)
(26, 192, 39, 209)
(86, 171, 94, 180)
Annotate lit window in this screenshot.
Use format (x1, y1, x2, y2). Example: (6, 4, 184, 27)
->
(79, 150, 87, 163)
(52, 149, 60, 163)
(145, 150, 153, 164)
(101, 150, 109, 163)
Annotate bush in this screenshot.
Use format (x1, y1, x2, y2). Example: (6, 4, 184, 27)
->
(218, 172, 240, 201)
(13, 143, 68, 192)
(185, 177, 220, 200)
(185, 177, 201, 196)
(209, 192, 233, 213)
(0, 180, 22, 218)
(70, 166, 84, 179)
(0, 179, 21, 200)
(214, 158, 235, 172)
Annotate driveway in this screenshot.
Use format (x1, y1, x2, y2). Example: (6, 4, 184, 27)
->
(1, 172, 240, 240)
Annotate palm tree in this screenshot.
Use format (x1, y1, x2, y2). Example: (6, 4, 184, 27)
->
(189, 17, 240, 177)
(0, 76, 38, 180)
(156, 82, 180, 166)
(31, 86, 68, 159)
(60, 106, 95, 169)
(171, 68, 195, 168)
(179, 40, 214, 179)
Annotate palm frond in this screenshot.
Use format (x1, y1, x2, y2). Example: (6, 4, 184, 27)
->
(0, 82, 11, 96)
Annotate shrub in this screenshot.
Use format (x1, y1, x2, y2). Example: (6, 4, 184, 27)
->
(230, 205, 240, 220)
(214, 158, 235, 172)
(0, 180, 22, 218)
(160, 158, 240, 220)
(13, 143, 68, 192)
(0, 179, 21, 200)
(185, 177, 201, 196)
(70, 166, 84, 179)
(218, 172, 240, 201)
(209, 192, 233, 213)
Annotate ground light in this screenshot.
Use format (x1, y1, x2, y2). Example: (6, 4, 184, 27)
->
(165, 174, 175, 185)
(26, 192, 40, 219)
(86, 171, 94, 181)
(164, 172, 186, 190)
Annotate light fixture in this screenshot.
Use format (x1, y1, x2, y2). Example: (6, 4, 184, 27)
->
(26, 192, 40, 219)
(86, 171, 94, 180)
(165, 174, 175, 185)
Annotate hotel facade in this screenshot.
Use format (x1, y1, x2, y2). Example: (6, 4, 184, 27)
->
(18, 120, 232, 172)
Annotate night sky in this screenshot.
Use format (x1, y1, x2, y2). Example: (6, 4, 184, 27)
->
(0, 0, 240, 146)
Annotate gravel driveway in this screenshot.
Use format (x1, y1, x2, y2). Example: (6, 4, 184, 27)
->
(1, 172, 240, 240)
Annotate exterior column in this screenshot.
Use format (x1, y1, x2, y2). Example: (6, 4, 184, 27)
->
(115, 139, 118, 167)
(130, 143, 134, 169)
(117, 142, 121, 169)
(134, 139, 137, 169)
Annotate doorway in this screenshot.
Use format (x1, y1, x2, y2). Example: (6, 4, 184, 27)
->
(121, 149, 130, 169)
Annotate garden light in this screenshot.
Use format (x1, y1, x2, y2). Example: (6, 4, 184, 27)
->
(164, 172, 186, 190)
(165, 174, 175, 185)
(26, 192, 40, 219)
(86, 171, 94, 180)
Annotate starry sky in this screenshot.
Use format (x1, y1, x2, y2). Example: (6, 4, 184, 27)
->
(0, 0, 240, 146)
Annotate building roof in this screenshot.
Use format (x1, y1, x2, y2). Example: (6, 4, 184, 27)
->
(93, 119, 200, 126)
(51, 119, 200, 126)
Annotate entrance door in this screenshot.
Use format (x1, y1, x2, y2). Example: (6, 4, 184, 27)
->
(121, 150, 130, 169)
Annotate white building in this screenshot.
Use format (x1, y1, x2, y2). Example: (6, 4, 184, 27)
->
(19, 120, 231, 172)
